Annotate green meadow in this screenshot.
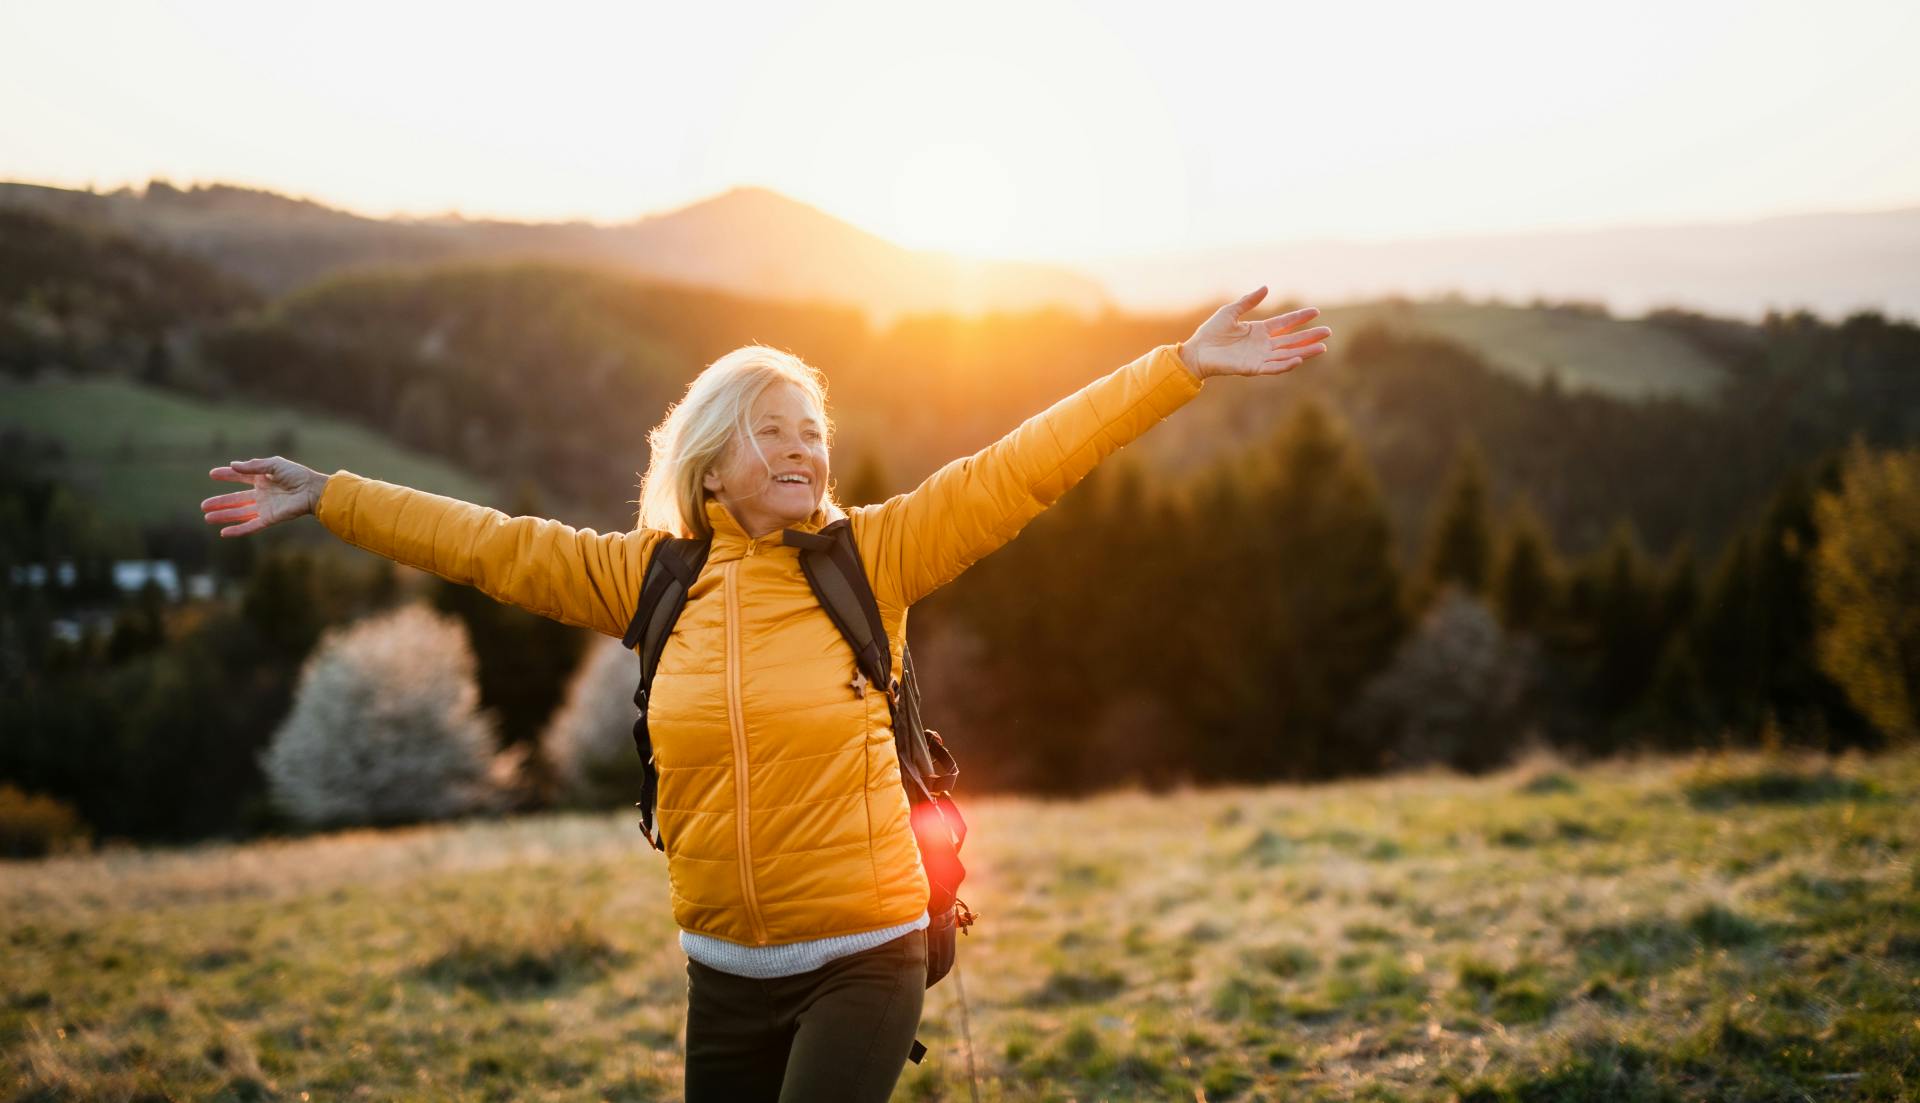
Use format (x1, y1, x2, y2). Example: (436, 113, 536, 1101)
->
(1320, 299, 1730, 400)
(0, 377, 497, 530)
(5, 747, 1916, 1102)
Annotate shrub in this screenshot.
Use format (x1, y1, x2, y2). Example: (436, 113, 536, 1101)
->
(1346, 587, 1539, 772)
(0, 784, 91, 858)
(259, 603, 503, 827)
(540, 635, 642, 808)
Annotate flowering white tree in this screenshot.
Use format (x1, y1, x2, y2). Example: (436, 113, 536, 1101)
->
(541, 635, 643, 808)
(261, 603, 503, 826)
(1346, 586, 1539, 773)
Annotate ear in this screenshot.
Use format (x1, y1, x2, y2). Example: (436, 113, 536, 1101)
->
(702, 467, 723, 493)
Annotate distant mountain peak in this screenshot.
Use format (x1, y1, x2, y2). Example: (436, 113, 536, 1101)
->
(656, 185, 855, 229)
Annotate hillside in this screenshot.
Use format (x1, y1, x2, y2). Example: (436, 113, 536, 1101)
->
(9, 179, 1914, 331)
(1313, 298, 1733, 401)
(4, 748, 1914, 1099)
(0, 181, 1106, 323)
(0, 180, 1749, 406)
(0, 376, 499, 529)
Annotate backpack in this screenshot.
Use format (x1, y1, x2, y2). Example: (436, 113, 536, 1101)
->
(621, 518, 976, 1062)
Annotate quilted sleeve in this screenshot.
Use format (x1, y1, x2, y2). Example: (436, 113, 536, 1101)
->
(312, 471, 666, 640)
(852, 342, 1203, 609)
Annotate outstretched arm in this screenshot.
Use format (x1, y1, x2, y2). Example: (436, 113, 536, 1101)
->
(854, 287, 1329, 608)
(201, 457, 663, 640)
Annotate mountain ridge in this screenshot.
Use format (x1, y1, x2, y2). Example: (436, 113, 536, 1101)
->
(8, 178, 1914, 325)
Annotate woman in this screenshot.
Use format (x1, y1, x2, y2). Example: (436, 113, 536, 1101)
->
(200, 286, 1329, 1102)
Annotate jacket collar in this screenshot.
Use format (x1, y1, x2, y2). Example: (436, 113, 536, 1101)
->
(703, 496, 830, 560)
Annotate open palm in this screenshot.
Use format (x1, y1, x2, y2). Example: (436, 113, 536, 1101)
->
(1181, 286, 1331, 379)
(201, 456, 327, 538)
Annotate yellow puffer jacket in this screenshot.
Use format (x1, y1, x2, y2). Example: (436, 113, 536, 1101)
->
(314, 342, 1203, 944)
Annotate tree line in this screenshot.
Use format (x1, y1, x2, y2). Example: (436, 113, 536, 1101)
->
(912, 403, 1906, 792)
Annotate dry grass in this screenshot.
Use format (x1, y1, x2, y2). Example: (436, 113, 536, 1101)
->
(5, 747, 1916, 1101)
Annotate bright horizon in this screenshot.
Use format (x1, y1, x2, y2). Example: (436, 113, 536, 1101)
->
(4, 0, 1918, 262)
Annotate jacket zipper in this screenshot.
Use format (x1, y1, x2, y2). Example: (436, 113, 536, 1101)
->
(723, 558, 770, 944)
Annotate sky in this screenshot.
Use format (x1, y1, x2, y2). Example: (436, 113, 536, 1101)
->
(3, 0, 1918, 261)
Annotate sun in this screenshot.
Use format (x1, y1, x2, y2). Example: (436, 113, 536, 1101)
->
(889, 143, 1018, 257)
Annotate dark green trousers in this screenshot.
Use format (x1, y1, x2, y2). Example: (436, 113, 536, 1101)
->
(683, 929, 927, 1103)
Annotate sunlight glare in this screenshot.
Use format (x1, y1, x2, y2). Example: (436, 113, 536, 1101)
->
(890, 143, 1017, 256)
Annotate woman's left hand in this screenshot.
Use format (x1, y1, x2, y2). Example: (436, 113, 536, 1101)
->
(1178, 286, 1330, 380)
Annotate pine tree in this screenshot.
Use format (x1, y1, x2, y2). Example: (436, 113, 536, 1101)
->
(1686, 462, 1870, 747)
(1491, 497, 1560, 635)
(1690, 530, 1768, 735)
(1419, 436, 1496, 603)
(1207, 398, 1409, 779)
(429, 481, 590, 760)
(1591, 519, 1665, 746)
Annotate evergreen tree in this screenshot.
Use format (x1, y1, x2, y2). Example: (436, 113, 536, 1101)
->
(1420, 436, 1496, 602)
(1199, 399, 1408, 779)
(242, 548, 324, 659)
(1491, 496, 1560, 635)
(1645, 631, 1715, 747)
(1657, 536, 1701, 636)
(1689, 529, 1769, 736)
(429, 481, 591, 760)
(1592, 519, 1664, 741)
(1545, 517, 1664, 751)
(1685, 462, 1870, 747)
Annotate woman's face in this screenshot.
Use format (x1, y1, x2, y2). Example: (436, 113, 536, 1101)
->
(703, 380, 830, 538)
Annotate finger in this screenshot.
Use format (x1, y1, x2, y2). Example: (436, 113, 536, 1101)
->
(1258, 356, 1305, 375)
(207, 466, 258, 486)
(220, 516, 268, 538)
(203, 506, 259, 526)
(1272, 325, 1332, 350)
(1276, 343, 1328, 361)
(1262, 307, 1321, 336)
(1227, 285, 1268, 318)
(1252, 347, 1317, 372)
(201, 489, 256, 510)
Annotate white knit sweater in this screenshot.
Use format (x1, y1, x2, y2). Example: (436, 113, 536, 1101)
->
(680, 912, 930, 978)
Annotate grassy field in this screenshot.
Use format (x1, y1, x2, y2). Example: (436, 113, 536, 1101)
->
(1323, 300, 1730, 401)
(4, 747, 1916, 1102)
(0, 376, 498, 528)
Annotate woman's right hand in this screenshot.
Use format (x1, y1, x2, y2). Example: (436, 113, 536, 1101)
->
(201, 457, 329, 538)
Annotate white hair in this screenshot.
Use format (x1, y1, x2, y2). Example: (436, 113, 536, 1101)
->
(636, 345, 842, 538)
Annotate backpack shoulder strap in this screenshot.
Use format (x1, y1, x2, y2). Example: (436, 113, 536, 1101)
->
(625, 536, 710, 851)
(782, 521, 893, 696)
(623, 536, 710, 658)
(783, 522, 958, 803)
